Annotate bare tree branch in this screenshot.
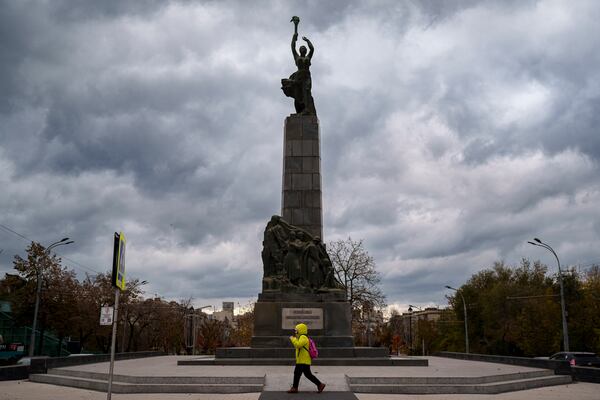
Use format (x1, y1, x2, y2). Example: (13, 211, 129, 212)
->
(328, 237, 386, 318)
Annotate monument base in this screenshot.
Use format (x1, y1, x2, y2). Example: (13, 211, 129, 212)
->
(251, 336, 353, 348)
(179, 355, 428, 366)
(252, 294, 353, 348)
(210, 291, 401, 361)
(216, 346, 388, 359)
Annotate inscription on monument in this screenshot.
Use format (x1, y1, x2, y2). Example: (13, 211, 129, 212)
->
(282, 308, 323, 329)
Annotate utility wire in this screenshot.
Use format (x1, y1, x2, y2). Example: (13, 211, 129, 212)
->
(54, 253, 102, 275)
(0, 222, 102, 275)
(0, 223, 30, 241)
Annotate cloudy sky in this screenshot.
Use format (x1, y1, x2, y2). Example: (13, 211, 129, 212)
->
(1, 0, 599, 313)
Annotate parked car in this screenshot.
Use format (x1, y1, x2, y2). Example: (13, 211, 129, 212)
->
(549, 352, 600, 367)
(0, 343, 26, 366)
(15, 356, 32, 366)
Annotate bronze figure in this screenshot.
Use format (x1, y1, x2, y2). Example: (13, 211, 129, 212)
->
(281, 16, 317, 116)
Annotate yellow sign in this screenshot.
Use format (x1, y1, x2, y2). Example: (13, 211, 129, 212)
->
(111, 232, 126, 291)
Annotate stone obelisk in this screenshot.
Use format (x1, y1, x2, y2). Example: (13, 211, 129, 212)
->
(281, 115, 323, 239)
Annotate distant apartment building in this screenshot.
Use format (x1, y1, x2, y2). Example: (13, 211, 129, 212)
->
(397, 307, 444, 354)
(212, 301, 236, 328)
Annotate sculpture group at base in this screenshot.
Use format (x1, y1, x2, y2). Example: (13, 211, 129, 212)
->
(261, 216, 343, 294)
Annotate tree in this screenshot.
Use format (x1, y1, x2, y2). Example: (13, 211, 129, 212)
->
(76, 272, 144, 353)
(197, 318, 226, 354)
(229, 304, 254, 347)
(4, 241, 198, 356)
(12, 242, 78, 355)
(328, 237, 386, 344)
(564, 265, 600, 353)
(328, 237, 386, 313)
(444, 259, 579, 356)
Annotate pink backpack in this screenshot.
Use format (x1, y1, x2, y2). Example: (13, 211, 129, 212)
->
(305, 337, 319, 359)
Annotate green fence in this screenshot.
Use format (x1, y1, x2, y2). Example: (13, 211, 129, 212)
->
(0, 311, 70, 357)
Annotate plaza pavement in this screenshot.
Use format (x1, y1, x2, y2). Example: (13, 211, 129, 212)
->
(1, 355, 598, 400)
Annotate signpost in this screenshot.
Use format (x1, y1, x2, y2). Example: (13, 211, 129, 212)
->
(107, 232, 126, 400)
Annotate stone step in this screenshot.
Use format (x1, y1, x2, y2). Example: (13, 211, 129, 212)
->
(349, 374, 573, 394)
(178, 357, 428, 366)
(348, 369, 553, 385)
(260, 392, 358, 399)
(216, 346, 388, 358)
(47, 368, 264, 384)
(29, 373, 264, 393)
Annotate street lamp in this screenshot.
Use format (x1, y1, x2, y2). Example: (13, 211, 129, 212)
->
(409, 305, 426, 356)
(445, 285, 469, 354)
(407, 306, 414, 354)
(120, 280, 148, 352)
(528, 238, 569, 352)
(188, 305, 212, 355)
(29, 238, 74, 357)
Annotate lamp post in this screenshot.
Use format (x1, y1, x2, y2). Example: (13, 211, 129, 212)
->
(407, 306, 414, 355)
(528, 238, 569, 352)
(120, 280, 147, 352)
(367, 313, 372, 347)
(29, 238, 74, 357)
(445, 285, 469, 354)
(189, 305, 212, 355)
(409, 305, 426, 356)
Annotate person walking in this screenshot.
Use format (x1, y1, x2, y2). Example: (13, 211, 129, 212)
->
(287, 323, 325, 393)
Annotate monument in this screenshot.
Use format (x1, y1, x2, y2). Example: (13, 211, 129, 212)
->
(183, 16, 412, 365)
(249, 16, 355, 350)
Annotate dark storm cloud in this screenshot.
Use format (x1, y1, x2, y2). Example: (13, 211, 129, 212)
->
(50, 0, 167, 20)
(1, 0, 599, 312)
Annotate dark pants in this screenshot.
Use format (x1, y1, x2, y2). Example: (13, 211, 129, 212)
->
(292, 364, 321, 388)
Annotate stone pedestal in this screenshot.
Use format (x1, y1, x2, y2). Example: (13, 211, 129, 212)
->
(281, 115, 323, 239)
(251, 293, 353, 348)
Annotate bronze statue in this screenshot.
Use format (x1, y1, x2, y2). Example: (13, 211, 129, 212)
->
(281, 16, 317, 116)
(261, 215, 343, 293)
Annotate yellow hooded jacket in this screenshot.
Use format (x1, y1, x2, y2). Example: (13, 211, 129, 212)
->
(289, 323, 312, 365)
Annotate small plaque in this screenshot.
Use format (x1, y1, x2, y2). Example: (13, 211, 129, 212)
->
(282, 308, 323, 330)
(100, 306, 114, 326)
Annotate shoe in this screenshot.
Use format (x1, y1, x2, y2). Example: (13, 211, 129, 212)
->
(317, 383, 326, 393)
(287, 387, 298, 393)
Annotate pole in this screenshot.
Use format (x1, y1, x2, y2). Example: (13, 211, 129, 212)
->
(445, 286, 469, 354)
(461, 292, 469, 354)
(409, 313, 412, 355)
(192, 315, 197, 355)
(28, 238, 73, 357)
(107, 288, 120, 400)
(528, 239, 569, 352)
(557, 257, 570, 352)
(549, 247, 570, 352)
(28, 268, 43, 357)
(120, 309, 127, 353)
(184, 314, 189, 354)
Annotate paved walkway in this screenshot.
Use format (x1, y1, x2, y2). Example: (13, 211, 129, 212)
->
(41, 355, 553, 377)
(0, 356, 598, 400)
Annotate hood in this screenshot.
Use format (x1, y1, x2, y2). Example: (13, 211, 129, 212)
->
(295, 323, 308, 335)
